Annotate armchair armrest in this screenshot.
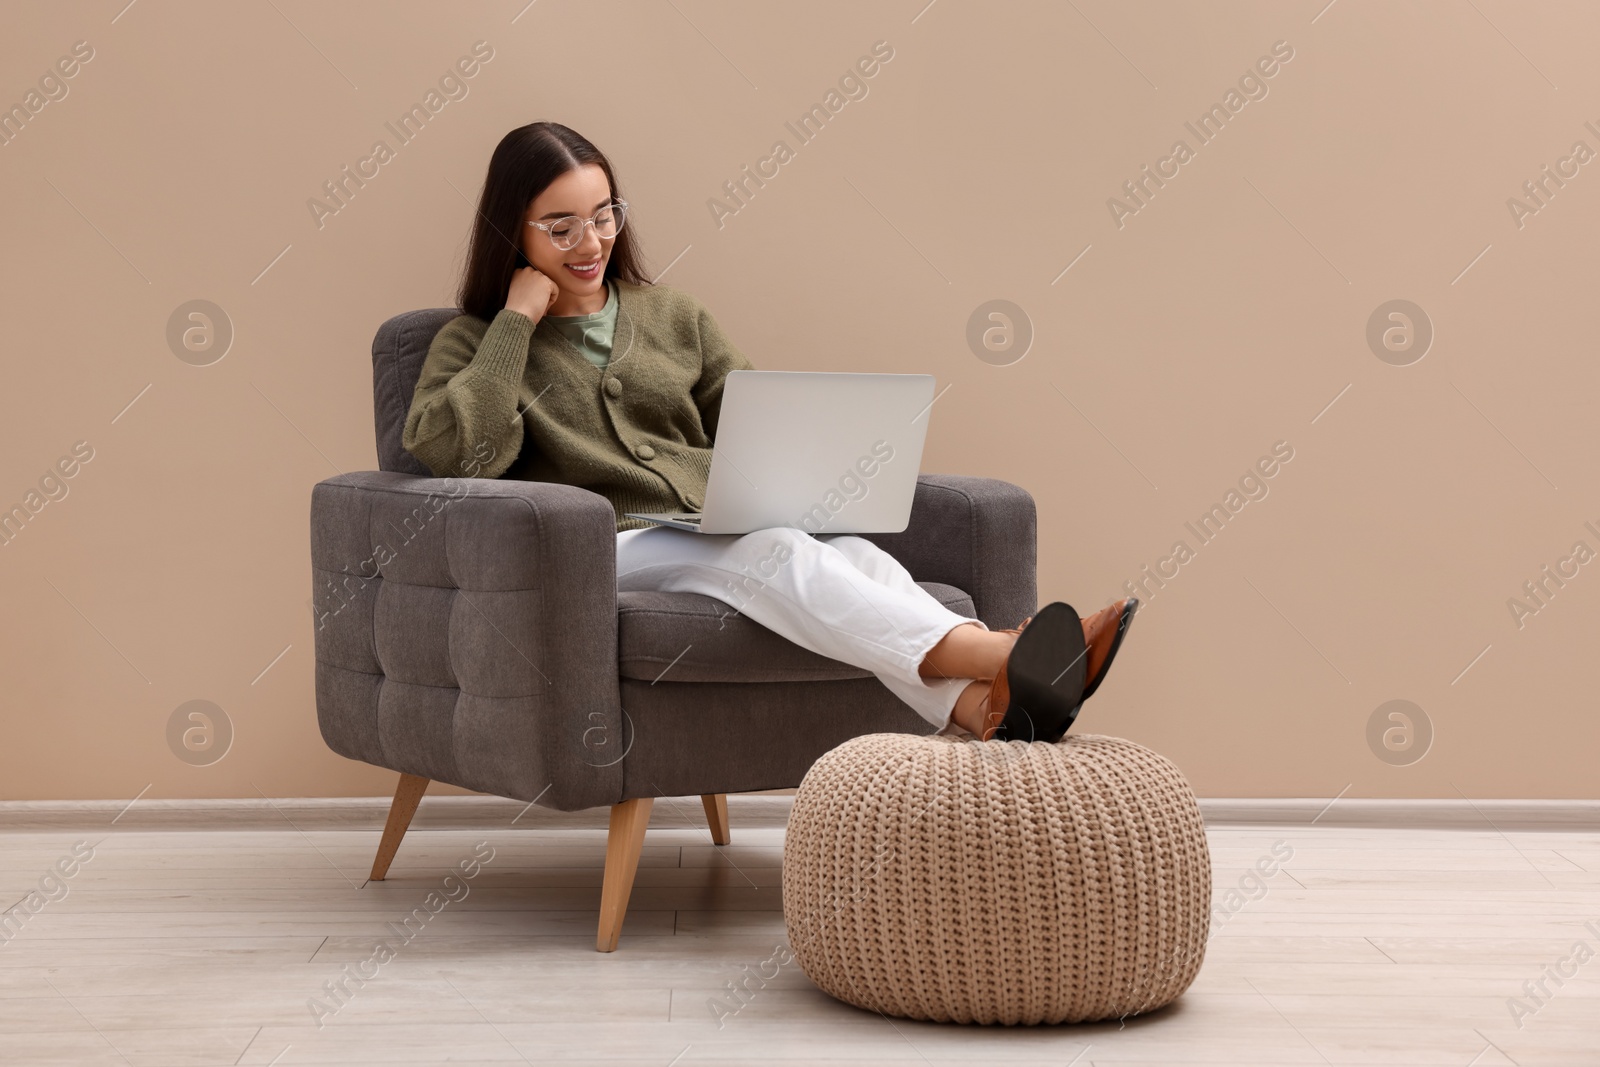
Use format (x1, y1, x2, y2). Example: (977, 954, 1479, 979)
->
(862, 473, 1037, 630)
(309, 470, 623, 811)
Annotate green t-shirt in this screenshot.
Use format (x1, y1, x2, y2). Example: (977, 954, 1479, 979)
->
(543, 280, 618, 369)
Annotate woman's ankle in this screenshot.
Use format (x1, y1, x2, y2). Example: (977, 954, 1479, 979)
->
(983, 631, 1017, 679)
(918, 620, 983, 681)
(920, 624, 1017, 684)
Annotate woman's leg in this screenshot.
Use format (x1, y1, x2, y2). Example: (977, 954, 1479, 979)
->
(813, 533, 1020, 737)
(616, 526, 985, 731)
(816, 534, 1016, 682)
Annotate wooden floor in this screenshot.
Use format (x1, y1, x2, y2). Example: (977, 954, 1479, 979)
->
(0, 795, 1597, 1065)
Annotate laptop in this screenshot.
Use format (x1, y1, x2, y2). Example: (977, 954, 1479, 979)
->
(625, 370, 936, 535)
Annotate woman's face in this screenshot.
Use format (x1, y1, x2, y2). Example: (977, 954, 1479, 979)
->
(520, 163, 614, 305)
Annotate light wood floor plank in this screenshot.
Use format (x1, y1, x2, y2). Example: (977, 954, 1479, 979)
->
(0, 806, 1594, 1065)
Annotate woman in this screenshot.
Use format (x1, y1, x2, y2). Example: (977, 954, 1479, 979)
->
(403, 122, 1137, 742)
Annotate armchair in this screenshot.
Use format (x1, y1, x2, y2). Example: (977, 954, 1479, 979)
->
(310, 308, 1038, 951)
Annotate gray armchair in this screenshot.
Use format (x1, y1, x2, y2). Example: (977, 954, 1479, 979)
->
(310, 308, 1038, 951)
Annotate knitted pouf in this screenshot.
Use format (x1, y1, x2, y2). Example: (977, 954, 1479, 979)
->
(782, 732, 1211, 1025)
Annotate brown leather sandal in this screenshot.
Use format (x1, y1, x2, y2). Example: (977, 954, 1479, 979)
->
(986, 602, 1088, 743)
(1081, 598, 1139, 702)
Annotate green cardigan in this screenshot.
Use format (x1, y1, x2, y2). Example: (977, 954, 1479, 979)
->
(402, 281, 755, 532)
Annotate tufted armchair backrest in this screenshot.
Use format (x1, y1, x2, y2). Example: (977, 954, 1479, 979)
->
(371, 307, 463, 476)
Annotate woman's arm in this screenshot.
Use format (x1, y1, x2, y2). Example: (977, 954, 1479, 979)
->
(401, 308, 535, 479)
(404, 268, 560, 478)
(690, 302, 755, 444)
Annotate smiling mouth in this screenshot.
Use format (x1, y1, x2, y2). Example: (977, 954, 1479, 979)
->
(564, 259, 602, 278)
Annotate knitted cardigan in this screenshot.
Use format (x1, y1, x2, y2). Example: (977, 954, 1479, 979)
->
(402, 281, 754, 532)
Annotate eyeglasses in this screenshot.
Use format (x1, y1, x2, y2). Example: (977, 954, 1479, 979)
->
(527, 199, 628, 251)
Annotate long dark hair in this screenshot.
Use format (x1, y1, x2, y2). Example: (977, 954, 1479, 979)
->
(457, 122, 651, 321)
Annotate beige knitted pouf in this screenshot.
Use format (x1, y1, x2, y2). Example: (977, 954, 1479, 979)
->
(782, 732, 1211, 1025)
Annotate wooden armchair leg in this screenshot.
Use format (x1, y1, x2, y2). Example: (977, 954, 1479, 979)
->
(596, 797, 653, 953)
(700, 793, 730, 846)
(370, 773, 429, 881)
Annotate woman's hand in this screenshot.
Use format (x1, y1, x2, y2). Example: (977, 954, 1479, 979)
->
(506, 266, 560, 323)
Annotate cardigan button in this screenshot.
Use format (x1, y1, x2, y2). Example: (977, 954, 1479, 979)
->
(637, 445, 656, 460)
(605, 377, 622, 397)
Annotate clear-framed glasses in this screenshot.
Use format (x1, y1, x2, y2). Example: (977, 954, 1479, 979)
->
(527, 199, 628, 251)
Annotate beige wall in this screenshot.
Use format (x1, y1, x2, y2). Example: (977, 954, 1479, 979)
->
(1, 1, 1595, 801)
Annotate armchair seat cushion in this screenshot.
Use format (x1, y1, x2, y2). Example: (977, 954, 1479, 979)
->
(617, 582, 976, 684)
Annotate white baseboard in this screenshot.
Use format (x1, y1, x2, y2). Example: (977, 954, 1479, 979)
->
(0, 795, 1595, 832)
(1197, 798, 1600, 830)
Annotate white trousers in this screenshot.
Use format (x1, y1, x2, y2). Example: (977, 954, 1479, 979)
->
(615, 525, 988, 734)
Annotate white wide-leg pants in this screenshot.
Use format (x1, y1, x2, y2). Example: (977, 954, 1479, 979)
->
(615, 525, 987, 734)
